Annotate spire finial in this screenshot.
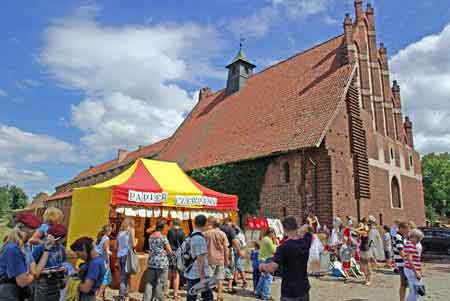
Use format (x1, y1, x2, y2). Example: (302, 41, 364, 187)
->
(239, 34, 246, 50)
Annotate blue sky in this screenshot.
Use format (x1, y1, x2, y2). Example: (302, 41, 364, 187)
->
(1, 0, 450, 199)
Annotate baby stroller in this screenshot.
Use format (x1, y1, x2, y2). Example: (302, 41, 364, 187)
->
(349, 257, 364, 280)
(330, 260, 347, 278)
(325, 246, 346, 278)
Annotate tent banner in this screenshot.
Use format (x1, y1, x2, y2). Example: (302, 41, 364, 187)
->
(128, 190, 167, 203)
(175, 195, 217, 207)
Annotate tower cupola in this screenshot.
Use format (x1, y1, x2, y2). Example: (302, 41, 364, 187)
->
(225, 45, 256, 95)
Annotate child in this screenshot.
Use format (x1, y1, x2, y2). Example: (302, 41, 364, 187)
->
(359, 236, 375, 286)
(383, 225, 393, 267)
(250, 241, 260, 293)
(339, 239, 352, 279)
(404, 229, 425, 301)
(32, 224, 68, 301)
(70, 237, 106, 301)
(308, 226, 324, 277)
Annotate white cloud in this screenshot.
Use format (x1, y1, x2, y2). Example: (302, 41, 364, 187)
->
(0, 164, 48, 186)
(40, 6, 223, 157)
(0, 88, 7, 97)
(390, 24, 450, 154)
(0, 123, 80, 163)
(229, 0, 332, 38)
(324, 15, 339, 26)
(229, 6, 279, 39)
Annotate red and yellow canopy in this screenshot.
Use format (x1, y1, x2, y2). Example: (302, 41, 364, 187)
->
(67, 158, 238, 246)
(97, 158, 238, 210)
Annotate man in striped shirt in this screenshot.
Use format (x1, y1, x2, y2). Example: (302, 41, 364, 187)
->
(404, 229, 425, 301)
(393, 222, 410, 301)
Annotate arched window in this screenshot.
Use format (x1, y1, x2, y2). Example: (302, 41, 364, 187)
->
(283, 162, 290, 183)
(391, 176, 401, 208)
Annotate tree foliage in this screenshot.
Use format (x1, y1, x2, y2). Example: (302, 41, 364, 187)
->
(0, 185, 29, 216)
(189, 158, 271, 217)
(422, 153, 450, 218)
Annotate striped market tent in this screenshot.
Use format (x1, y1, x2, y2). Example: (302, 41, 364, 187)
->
(67, 158, 238, 246)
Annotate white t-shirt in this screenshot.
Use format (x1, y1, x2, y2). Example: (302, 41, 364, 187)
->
(383, 232, 392, 252)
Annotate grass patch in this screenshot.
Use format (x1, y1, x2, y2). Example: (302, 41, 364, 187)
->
(0, 217, 11, 247)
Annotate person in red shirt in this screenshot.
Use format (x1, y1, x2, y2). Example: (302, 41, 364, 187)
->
(404, 229, 425, 301)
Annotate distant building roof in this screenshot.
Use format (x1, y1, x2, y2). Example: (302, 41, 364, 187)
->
(50, 138, 170, 200)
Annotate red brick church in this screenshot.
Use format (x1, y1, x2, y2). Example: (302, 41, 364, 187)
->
(48, 0, 426, 227)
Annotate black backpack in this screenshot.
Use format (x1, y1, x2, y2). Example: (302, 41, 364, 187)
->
(175, 232, 203, 273)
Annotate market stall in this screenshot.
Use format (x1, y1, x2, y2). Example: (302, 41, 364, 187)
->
(66, 158, 238, 290)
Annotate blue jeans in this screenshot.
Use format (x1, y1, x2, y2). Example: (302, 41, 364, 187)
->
(118, 256, 130, 298)
(255, 272, 273, 298)
(186, 278, 214, 301)
(252, 268, 261, 292)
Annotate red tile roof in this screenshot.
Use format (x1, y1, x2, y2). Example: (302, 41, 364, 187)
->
(158, 35, 354, 170)
(47, 190, 72, 202)
(63, 138, 169, 185)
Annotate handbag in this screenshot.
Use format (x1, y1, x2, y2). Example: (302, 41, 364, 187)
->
(414, 282, 426, 296)
(125, 248, 140, 275)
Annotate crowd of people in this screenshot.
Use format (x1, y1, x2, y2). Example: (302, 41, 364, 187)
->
(0, 206, 426, 301)
(0, 207, 107, 301)
(303, 214, 425, 301)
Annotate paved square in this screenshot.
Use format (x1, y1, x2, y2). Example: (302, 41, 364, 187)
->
(106, 263, 450, 300)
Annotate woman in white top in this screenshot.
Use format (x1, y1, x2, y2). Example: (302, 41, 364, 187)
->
(368, 216, 385, 262)
(116, 218, 136, 301)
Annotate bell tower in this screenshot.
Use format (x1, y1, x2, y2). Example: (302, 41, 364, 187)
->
(225, 44, 256, 96)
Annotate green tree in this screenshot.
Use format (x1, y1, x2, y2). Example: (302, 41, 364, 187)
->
(422, 153, 450, 217)
(8, 185, 28, 210)
(0, 187, 10, 216)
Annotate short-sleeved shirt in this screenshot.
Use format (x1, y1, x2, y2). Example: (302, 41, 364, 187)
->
(32, 244, 67, 269)
(340, 245, 352, 262)
(393, 233, 405, 268)
(184, 230, 210, 280)
(219, 225, 236, 247)
(384, 232, 392, 252)
(259, 236, 277, 262)
(96, 235, 111, 258)
(80, 256, 106, 295)
(204, 228, 229, 265)
(117, 231, 130, 258)
(148, 235, 170, 269)
(23, 244, 35, 272)
(0, 243, 27, 280)
(273, 233, 312, 298)
(37, 223, 49, 236)
(404, 240, 422, 272)
(250, 250, 260, 270)
(167, 227, 185, 251)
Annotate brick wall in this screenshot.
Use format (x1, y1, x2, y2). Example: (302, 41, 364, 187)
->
(258, 146, 333, 226)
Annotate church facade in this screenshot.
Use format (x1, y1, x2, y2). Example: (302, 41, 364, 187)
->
(49, 1, 425, 227)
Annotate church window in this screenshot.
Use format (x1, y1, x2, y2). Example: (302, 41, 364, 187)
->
(391, 176, 401, 208)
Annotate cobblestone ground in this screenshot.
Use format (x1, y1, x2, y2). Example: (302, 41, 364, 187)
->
(106, 262, 450, 301)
